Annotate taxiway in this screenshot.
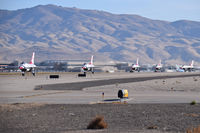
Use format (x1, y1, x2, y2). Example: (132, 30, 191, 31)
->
(0, 72, 200, 104)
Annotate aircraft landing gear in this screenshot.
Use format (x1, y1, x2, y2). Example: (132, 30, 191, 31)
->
(22, 72, 25, 76)
(32, 69, 35, 76)
(32, 72, 35, 76)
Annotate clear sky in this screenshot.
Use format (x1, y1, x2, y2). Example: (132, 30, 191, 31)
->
(0, 0, 199, 22)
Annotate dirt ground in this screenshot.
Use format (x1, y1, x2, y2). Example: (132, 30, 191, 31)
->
(0, 103, 200, 133)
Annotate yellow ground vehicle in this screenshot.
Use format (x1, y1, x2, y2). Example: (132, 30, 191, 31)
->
(118, 89, 128, 98)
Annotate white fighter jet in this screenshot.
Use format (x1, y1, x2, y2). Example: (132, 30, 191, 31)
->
(19, 52, 36, 76)
(82, 55, 94, 73)
(179, 60, 194, 72)
(130, 58, 140, 72)
(155, 60, 163, 72)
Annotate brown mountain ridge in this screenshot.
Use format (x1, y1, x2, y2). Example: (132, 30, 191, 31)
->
(0, 4, 200, 64)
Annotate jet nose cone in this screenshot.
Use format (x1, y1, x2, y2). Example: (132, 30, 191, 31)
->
(19, 66, 24, 69)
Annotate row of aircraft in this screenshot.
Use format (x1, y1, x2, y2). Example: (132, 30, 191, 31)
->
(19, 52, 95, 76)
(19, 52, 195, 76)
(130, 58, 194, 72)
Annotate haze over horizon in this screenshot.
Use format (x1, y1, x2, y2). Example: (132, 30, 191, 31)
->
(0, 0, 200, 22)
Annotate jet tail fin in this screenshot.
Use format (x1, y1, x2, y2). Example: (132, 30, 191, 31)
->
(136, 58, 139, 65)
(29, 52, 35, 64)
(90, 55, 94, 65)
(191, 60, 194, 67)
(158, 60, 162, 66)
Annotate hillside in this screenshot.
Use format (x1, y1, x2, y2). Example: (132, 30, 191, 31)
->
(0, 4, 200, 64)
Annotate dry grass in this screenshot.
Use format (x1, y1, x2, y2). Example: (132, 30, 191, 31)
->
(176, 81, 181, 84)
(193, 77, 198, 82)
(190, 101, 197, 105)
(87, 115, 108, 129)
(0, 103, 45, 111)
(0, 72, 20, 75)
(186, 125, 200, 133)
(147, 125, 158, 129)
(112, 101, 128, 104)
(184, 113, 199, 117)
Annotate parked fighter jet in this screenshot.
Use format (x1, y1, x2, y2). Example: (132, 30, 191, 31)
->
(130, 58, 140, 72)
(82, 55, 94, 73)
(19, 52, 36, 76)
(179, 60, 194, 72)
(155, 60, 163, 72)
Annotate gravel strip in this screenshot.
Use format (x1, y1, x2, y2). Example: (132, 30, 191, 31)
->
(0, 103, 200, 133)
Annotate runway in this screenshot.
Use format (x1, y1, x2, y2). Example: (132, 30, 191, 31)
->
(35, 73, 200, 90)
(0, 72, 200, 104)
